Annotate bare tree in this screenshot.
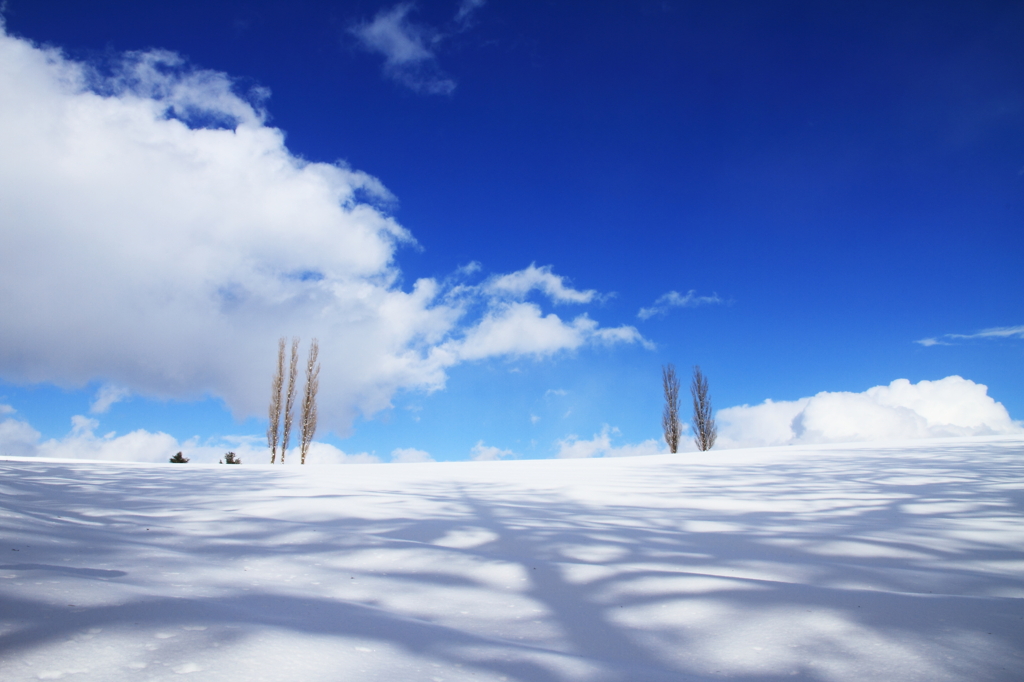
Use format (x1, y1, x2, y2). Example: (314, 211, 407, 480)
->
(691, 365, 717, 451)
(267, 337, 285, 463)
(662, 363, 681, 453)
(280, 337, 300, 464)
(300, 338, 320, 465)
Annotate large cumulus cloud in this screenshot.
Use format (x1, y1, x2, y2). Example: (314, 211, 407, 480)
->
(0, 25, 644, 435)
(717, 376, 1023, 449)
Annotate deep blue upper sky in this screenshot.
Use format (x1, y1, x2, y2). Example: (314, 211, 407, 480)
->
(1, 1, 1022, 460)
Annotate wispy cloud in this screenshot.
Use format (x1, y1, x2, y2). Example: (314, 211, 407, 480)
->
(485, 264, 597, 304)
(915, 325, 1024, 347)
(351, 1, 487, 95)
(638, 290, 724, 320)
(455, 0, 487, 25)
(90, 384, 131, 414)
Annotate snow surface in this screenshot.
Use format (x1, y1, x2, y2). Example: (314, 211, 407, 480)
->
(1, 437, 1022, 681)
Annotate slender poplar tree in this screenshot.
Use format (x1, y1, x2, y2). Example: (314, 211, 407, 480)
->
(661, 363, 681, 453)
(691, 365, 717, 451)
(267, 337, 285, 463)
(280, 337, 299, 464)
(300, 338, 320, 465)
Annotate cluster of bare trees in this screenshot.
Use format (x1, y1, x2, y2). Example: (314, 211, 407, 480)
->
(268, 337, 320, 464)
(662, 363, 717, 452)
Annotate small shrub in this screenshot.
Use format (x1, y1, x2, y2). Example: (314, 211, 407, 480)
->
(169, 452, 189, 463)
(223, 452, 241, 464)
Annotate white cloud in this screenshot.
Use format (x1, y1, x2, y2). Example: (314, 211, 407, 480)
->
(351, 3, 456, 95)
(484, 264, 597, 304)
(717, 376, 1024, 449)
(446, 303, 644, 361)
(0, 27, 642, 437)
(592, 324, 654, 349)
(470, 440, 513, 461)
(0, 404, 14, 415)
(391, 447, 434, 463)
(638, 290, 724, 320)
(555, 425, 667, 459)
(917, 325, 1024, 346)
(90, 384, 131, 414)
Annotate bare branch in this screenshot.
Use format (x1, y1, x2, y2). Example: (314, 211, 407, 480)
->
(691, 365, 717, 451)
(661, 363, 681, 453)
(280, 337, 299, 464)
(300, 338, 320, 465)
(267, 337, 285, 464)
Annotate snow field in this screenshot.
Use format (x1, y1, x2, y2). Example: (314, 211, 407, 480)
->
(1, 436, 1022, 681)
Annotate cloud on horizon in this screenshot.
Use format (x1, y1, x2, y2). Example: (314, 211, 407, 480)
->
(470, 440, 514, 461)
(0, 26, 645, 437)
(391, 447, 434, 463)
(555, 425, 667, 459)
(4, 376, 1019, 463)
(717, 376, 1023, 449)
(0, 413, 379, 464)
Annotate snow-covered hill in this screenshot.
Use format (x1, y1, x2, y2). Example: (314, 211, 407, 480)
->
(2, 437, 1022, 681)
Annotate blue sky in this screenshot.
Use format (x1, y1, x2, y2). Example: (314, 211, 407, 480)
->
(0, 1, 1021, 463)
